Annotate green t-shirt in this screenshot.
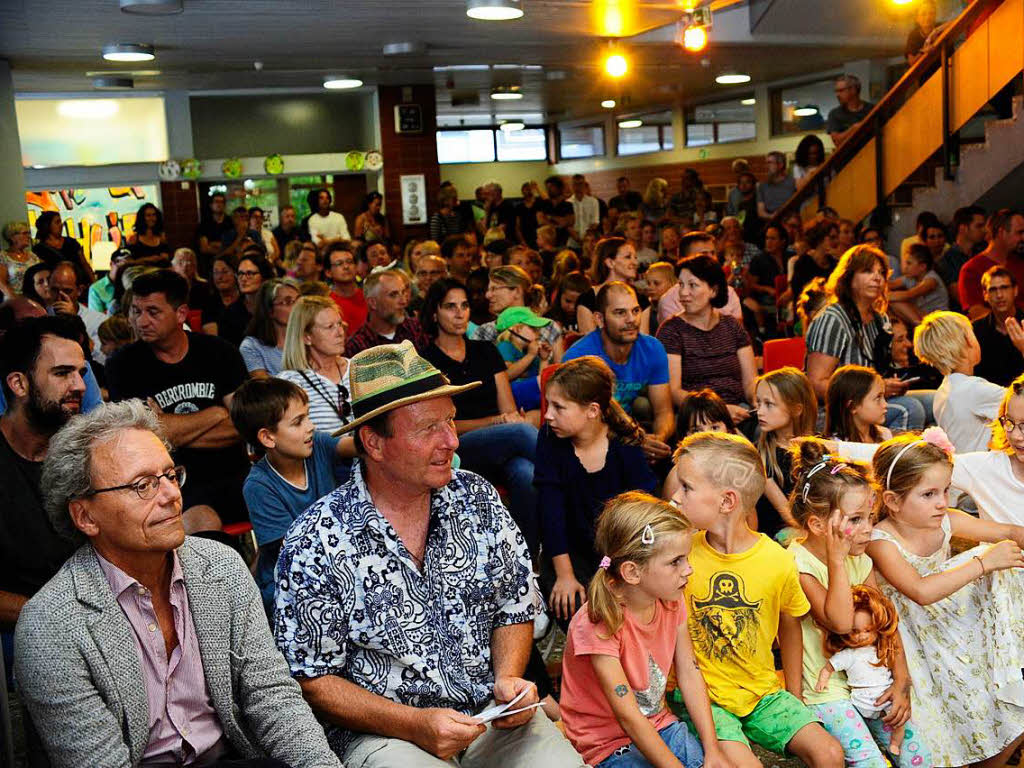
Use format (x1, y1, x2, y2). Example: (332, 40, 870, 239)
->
(790, 541, 873, 705)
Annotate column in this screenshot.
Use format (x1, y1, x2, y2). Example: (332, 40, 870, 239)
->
(0, 60, 27, 228)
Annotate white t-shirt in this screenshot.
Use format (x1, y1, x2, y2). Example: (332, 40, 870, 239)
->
(934, 372, 1004, 453)
(307, 211, 351, 245)
(78, 304, 106, 364)
(570, 195, 600, 247)
(828, 646, 893, 717)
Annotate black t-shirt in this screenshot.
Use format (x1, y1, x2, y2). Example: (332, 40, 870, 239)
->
(906, 25, 928, 58)
(748, 251, 785, 291)
(0, 429, 78, 600)
(216, 298, 252, 347)
(105, 334, 250, 491)
(515, 201, 543, 248)
(197, 216, 233, 248)
(609, 191, 643, 213)
(273, 225, 307, 252)
(973, 311, 1024, 387)
(128, 239, 171, 267)
(487, 200, 518, 240)
(549, 199, 575, 246)
(790, 254, 836, 305)
(421, 340, 504, 421)
(755, 446, 792, 540)
(825, 102, 875, 135)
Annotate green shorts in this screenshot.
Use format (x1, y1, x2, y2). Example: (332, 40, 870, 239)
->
(674, 689, 819, 754)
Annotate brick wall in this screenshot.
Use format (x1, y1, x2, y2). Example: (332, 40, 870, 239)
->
(160, 180, 200, 250)
(377, 85, 441, 244)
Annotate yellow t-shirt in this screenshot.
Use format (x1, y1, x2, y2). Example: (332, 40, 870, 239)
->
(686, 530, 810, 716)
(789, 541, 874, 706)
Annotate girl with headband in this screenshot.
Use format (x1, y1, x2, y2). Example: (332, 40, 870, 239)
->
(867, 430, 1024, 766)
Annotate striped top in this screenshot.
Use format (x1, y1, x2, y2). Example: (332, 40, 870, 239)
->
(278, 366, 352, 434)
(655, 313, 751, 405)
(805, 303, 886, 368)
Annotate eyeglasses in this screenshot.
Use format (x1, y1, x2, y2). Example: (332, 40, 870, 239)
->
(999, 416, 1024, 435)
(237, 270, 261, 278)
(84, 466, 186, 501)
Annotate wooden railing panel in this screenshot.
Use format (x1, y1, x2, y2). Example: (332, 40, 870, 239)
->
(883, 74, 944, 197)
(951, 16, 992, 130)
(988, 0, 1024, 99)
(825, 138, 878, 224)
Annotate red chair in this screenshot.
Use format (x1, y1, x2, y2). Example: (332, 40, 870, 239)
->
(222, 521, 257, 553)
(538, 363, 560, 418)
(562, 331, 582, 351)
(762, 336, 806, 373)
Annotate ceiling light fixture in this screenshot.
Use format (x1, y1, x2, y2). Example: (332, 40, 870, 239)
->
(741, 98, 756, 106)
(715, 72, 751, 85)
(490, 86, 523, 100)
(92, 76, 134, 89)
(119, 0, 182, 12)
(57, 99, 120, 119)
(323, 77, 364, 89)
(86, 69, 160, 77)
(466, 0, 524, 20)
(793, 104, 819, 117)
(618, 119, 643, 129)
(605, 53, 628, 79)
(601, 99, 616, 109)
(101, 43, 155, 62)
(500, 121, 526, 131)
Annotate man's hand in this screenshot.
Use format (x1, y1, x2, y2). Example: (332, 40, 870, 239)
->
(51, 289, 76, 315)
(642, 435, 672, 462)
(726, 404, 752, 424)
(549, 573, 586, 620)
(411, 708, 485, 759)
(491, 676, 538, 730)
(883, 377, 909, 398)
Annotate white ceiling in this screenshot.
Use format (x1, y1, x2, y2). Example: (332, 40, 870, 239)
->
(0, 0, 911, 122)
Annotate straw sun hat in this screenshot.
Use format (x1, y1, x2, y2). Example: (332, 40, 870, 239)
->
(332, 340, 480, 436)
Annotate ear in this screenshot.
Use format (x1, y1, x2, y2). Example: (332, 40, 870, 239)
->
(69, 499, 100, 538)
(585, 401, 602, 420)
(880, 489, 901, 516)
(594, 311, 606, 330)
(175, 302, 189, 325)
(257, 426, 276, 452)
(719, 487, 742, 517)
(359, 423, 387, 462)
(5, 371, 29, 399)
(618, 560, 643, 586)
(806, 513, 828, 537)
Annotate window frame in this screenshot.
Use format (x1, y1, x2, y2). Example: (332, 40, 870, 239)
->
(684, 94, 757, 148)
(615, 109, 675, 157)
(556, 122, 606, 162)
(769, 75, 838, 137)
(435, 125, 550, 165)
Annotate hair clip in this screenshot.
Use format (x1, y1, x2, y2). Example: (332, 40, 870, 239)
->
(641, 524, 655, 545)
(599, 556, 612, 570)
(802, 460, 832, 503)
(830, 463, 848, 475)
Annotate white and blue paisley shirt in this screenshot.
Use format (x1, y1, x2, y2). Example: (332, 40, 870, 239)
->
(273, 461, 535, 753)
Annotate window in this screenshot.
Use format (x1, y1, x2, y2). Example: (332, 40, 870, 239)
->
(771, 77, 833, 135)
(558, 124, 605, 160)
(496, 127, 547, 161)
(685, 98, 756, 147)
(436, 130, 496, 163)
(617, 110, 674, 156)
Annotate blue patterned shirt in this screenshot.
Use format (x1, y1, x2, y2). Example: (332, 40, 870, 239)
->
(273, 461, 535, 753)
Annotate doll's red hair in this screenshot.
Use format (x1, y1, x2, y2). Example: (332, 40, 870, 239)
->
(822, 584, 901, 669)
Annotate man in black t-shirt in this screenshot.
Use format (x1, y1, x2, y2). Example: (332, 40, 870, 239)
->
(826, 73, 875, 146)
(483, 182, 518, 241)
(608, 176, 643, 215)
(272, 204, 307, 253)
(106, 270, 251, 524)
(0, 315, 87, 630)
(543, 175, 575, 247)
(195, 192, 233, 276)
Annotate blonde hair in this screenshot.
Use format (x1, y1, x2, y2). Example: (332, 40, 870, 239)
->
(587, 491, 694, 636)
(991, 373, 1024, 452)
(643, 178, 669, 209)
(674, 432, 766, 508)
(645, 261, 675, 282)
(283, 240, 306, 270)
(872, 433, 952, 519)
(537, 224, 557, 246)
(755, 367, 817, 482)
(281, 295, 341, 371)
(913, 310, 973, 375)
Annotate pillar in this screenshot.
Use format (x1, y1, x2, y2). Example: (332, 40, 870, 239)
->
(0, 60, 27, 228)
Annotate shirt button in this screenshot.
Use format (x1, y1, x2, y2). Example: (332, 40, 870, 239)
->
(148, 623, 156, 632)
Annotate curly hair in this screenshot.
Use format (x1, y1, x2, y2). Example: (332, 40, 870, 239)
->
(822, 585, 901, 671)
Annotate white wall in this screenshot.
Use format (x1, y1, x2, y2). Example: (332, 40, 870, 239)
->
(439, 160, 551, 197)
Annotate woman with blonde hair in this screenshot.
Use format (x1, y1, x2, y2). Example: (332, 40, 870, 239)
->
(805, 244, 931, 431)
(640, 178, 669, 224)
(277, 294, 352, 435)
(0, 220, 41, 298)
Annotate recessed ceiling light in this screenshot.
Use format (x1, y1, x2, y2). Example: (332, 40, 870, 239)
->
(793, 105, 819, 117)
(93, 76, 134, 90)
(466, 0, 523, 20)
(86, 69, 161, 77)
(323, 77, 364, 89)
(383, 42, 427, 55)
(618, 119, 643, 129)
(119, 0, 182, 13)
(601, 99, 616, 109)
(102, 43, 155, 62)
(491, 86, 523, 100)
(57, 99, 120, 119)
(715, 72, 751, 85)
(741, 98, 756, 106)
(500, 121, 526, 131)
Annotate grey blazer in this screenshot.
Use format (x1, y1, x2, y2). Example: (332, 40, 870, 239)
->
(14, 536, 341, 768)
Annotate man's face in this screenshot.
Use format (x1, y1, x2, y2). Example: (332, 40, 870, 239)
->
(616, 178, 629, 196)
(572, 177, 586, 197)
(984, 275, 1018, 314)
(249, 210, 264, 230)
(998, 215, 1024, 252)
(835, 80, 855, 107)
(624, 218, 641, 242)
(738, 175, 755, 194)
(171, 251, 196, 281)
(766, 155, 782, 177)
(131, 292, 187, 345)
(721, 218, 743, 244)
(448, 245, 473, 277)
(415, 256, 446, 294)
(328, 249, 356, 284)
(964, 214, 986, 245)
(295, 245, 320, 280)
(485, 184, 499, 204)
(317, 191, 332, 213)
(75, 429, 185, 557)
(598, 289, 641, 345)
(212, 260, 235, 292)
(210, 195, 225, 215)
(685, 238, 717, 259)
(233, 209, 249, 233)
(20, 335, 87, 431)
(917, 3, 936, 28)
(366, 243, 390, 269)
(281, 207, 296, 229)
(49, 266, 79, 310)
(369, 398, 460, 492)
(370, 274, 408, 325)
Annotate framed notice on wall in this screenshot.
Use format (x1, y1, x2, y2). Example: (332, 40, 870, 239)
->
(400, 174, 426, 225)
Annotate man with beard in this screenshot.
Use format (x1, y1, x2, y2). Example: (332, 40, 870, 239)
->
(344, 268, 428, 356)
(0, 315, 88, 634)
(561, 282, 674, 462)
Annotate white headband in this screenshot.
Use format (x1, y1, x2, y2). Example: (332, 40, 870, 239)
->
(885, 439, 924, 489)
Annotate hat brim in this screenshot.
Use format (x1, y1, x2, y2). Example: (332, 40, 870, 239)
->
(332, 380, 482, 436)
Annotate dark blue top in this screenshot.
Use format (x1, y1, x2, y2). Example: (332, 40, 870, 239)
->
(535, 424, 657, 574)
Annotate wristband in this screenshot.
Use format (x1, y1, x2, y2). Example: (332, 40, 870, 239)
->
(974, 555, 986, 575)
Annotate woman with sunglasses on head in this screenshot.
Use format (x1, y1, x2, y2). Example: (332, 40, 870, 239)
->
(278, 295, 353, 437)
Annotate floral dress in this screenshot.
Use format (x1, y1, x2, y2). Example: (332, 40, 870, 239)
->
(871, 515, 1024, 765)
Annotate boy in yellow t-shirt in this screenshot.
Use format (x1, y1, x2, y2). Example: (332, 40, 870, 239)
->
(668, 432, 843, 768)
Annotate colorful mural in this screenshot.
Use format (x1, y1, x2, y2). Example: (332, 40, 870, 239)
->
(25, 185, 160, 266)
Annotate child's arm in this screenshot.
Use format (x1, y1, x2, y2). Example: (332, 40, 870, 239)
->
(672, 624, 730, 768)
(549, 554, 586, 621)
(814, 662, 835, 692)
(777, 612, 805, 701)
(874, 628, 912, 728)
(948, 507, 1024, 548)
(502, 346, 538, 381)
(798, 509, 857, 633)
(590, 655, 687, 768)
(866, 537, 1021, 605)
(335, 435, 356, 459)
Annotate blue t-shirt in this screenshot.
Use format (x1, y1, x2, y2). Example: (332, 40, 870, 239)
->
(242, 431, 342, 606)
(562, 331, 670, 415)
(496, 338, 541, 379)
(0, 360, 103, 416)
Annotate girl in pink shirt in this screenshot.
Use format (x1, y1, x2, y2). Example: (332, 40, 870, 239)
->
(560, 491, 729, 768)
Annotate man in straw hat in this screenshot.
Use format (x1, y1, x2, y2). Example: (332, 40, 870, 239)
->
(274, 341, 584, 767)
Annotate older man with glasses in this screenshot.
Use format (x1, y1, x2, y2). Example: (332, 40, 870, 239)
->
(14, 399, 341, 768)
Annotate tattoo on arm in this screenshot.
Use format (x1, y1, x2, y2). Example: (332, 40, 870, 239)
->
(614, 684, 629, 698)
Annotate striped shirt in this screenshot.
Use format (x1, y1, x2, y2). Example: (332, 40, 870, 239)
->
(97, 552, 225, 766)
(805, 303, 886, 368)
(655, 313, 751, 404)
(278, 366, 352, 434)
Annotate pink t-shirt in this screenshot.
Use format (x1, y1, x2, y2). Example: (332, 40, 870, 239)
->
(560, 600, 685, 766)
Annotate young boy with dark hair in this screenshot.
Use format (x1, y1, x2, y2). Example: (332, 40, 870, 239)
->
(229, 377, 354, 608)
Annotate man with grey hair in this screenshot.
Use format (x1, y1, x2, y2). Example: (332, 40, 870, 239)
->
(826, 73, 874, 146)
(756, 152, 797, 221)
(14, 399, 342, 768)
(343, 268, 428, 356)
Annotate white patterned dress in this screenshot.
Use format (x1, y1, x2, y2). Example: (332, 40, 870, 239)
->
(871, 515, 1024, 765)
